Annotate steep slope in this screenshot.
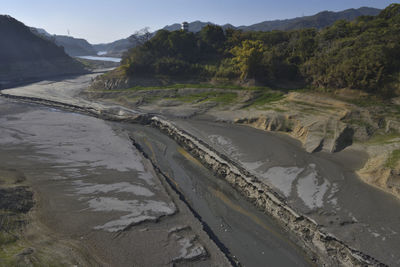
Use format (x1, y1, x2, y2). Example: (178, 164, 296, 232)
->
(0, 15, 87, 88)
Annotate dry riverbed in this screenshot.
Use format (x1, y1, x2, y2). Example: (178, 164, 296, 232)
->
(2, 73, 400, 266)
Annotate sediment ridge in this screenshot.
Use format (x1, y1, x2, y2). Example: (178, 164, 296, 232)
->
(0, 92, 387, 266)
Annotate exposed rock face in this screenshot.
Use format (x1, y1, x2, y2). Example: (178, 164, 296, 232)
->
(358, 142, 400, 198)
(0, 15, 86, 87)
(89, 73, 188, 91)
(235, 112, 355, 153)
(89, 75, 134, 90)
(230, 92, 400, 200)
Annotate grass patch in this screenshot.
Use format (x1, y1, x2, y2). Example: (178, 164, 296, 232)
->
(367, 132, 400, 145)
(342, 96, 386, 108)
(385, 149, 400, 168)
(248, 91, 284, 108)
(124, 83, 272, 91)
(174, 92, 237, 105)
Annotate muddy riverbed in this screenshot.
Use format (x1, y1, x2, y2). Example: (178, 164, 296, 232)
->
(0, 99, 230, 266)
(0, 98, 310, 266)
(173, 118, 400, 266)
(1, 73, 400, 266)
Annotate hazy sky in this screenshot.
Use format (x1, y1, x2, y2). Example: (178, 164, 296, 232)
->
(2, 0, 398, 44)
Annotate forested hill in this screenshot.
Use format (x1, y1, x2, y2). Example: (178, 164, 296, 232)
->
(239, 7, 380, 31)
(0, 15, 86, 86)
(112, 4, 400, 97)
(163, 7, 380, 32)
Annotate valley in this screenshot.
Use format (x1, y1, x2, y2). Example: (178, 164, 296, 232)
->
(1, 3, 400, 266)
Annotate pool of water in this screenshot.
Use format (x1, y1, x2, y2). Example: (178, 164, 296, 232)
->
(76, 55, 121, 62)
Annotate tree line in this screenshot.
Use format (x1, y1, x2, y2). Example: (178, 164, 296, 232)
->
(120, 4, 400, 96)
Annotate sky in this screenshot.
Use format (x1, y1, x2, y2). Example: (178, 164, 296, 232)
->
(1, 0, 399, 44)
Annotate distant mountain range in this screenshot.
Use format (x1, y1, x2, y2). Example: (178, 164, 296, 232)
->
(31, 27, 136, 58)
(30, 28, 97, 56)
(0, 15, 86, 88)
(238, 7, 381, 31)
(5, 6, 381, 62)
(163, 7, 381, 32)
(92, 38, 134, 57)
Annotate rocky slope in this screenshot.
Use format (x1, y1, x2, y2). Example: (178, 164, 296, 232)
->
(0, 15, 87, 88)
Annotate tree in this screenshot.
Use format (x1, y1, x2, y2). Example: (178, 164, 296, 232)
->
(128, 27, 152, 46)
(230, 40, 266, 80)
(199, 24, 226, 51)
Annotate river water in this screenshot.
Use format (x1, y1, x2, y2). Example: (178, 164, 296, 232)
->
(76, 55, 121, 62)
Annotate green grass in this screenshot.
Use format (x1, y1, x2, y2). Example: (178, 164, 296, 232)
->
(342, 96, 386, 108)
(123, 83, 273, 91)
(366, 132, 400, 145)
(174, 92, 238, 105)
(248, 91, 285, 108)
(385, 149, 400, 168)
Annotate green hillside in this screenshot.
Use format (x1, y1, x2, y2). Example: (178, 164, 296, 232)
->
(109, 4, 400, 97)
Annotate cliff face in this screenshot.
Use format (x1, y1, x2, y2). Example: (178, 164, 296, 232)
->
(0, 15, 87, 88)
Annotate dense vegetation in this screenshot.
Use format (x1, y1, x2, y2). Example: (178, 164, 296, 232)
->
(120, 4, 400, 96)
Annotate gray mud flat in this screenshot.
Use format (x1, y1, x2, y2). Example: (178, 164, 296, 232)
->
(123, 123, 311, 267)
(0, 99, 230, 266)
